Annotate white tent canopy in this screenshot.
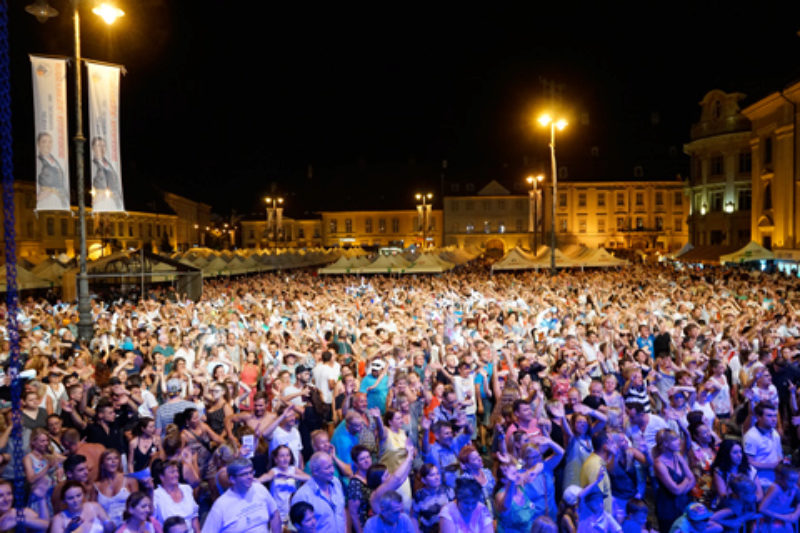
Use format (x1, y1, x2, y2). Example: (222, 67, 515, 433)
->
(491, 247, 538, 271)
(720, 241, 775, 264)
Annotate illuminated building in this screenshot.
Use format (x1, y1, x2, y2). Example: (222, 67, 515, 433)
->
(444, 179, 688, 254)
(683, 90, 752, 248)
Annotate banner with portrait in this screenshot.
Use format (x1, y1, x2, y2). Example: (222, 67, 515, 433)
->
(31, 55, 70, 212)
(87, 61, 125, 213)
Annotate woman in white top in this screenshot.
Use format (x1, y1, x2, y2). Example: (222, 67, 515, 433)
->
(151, 460, 200, 533)
(95, 450, 138, 528)
(379, 409, 412, 510)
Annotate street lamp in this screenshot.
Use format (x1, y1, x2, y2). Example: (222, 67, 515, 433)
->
(538, 113, 567, 275)
(415, 192, 433, 248)
(264, 196, 284, 250)
(526, 174, 544, 253)
(27, 0, 125, 342)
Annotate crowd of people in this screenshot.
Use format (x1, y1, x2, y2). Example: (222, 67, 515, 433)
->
(0, 262, 799, 533)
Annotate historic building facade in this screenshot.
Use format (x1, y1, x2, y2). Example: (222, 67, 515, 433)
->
(741, 82, 800, 260)
(443, 180, 688, 254)
(683, 90, 753, 248)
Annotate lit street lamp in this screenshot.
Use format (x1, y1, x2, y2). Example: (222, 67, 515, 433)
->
(27, 0, 125, 341)
(538, 113, 567, 276)
(265, 196, 284, 250)
(526, 174, 544, 253)
(415, 192, 433, 248)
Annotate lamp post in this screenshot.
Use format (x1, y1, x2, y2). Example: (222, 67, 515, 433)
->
(26, 0, 124, 341)
(415, 192, 433, 248)
(265, 196, 283, 250)
(526, 174, 544, 253)
(538, 114, 567, 276)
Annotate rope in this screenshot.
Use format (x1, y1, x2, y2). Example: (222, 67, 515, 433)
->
(0, 1, 27, 530)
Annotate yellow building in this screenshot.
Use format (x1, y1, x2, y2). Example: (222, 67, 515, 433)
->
(240, 217, 322, 249)
(319, 210, 443, 248)
(163, 192, 212, 251)
(684, 90, 752, 248)
(1, 181, 188, 262)
(444, 179, 688, 254)
(741, 82, 800, 259)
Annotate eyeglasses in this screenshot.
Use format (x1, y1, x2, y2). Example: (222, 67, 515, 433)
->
(235, 469, 254, 478)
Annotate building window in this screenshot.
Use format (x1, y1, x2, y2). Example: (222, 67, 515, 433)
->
(482, 200, 490, 211)
(616, 193, 625, 207)
(738, 188, 752, 210)
(710, 156, 724, 175)
(764, 137, 773, 166)
(465, 201, 474, 211)
(674, 191, 683, 206)
(597, 193, 606, 208)
(578, 218, 587, 233)
(60, 218, 68, 236)
(739, 152, 752, 174)
(313, 227, 320, 238)
(597, 219, 606, 233)
(558, 218, 567, 232)
(329, 220, 337, 233)
(26, 220, 34, 238)
(451, 201, 459, 212)
(763, 183, 772, 210)
(674, 218, 682, 231)
(559, 193, 567, 208)
(148, 224, 153, 237)
(578, 193, 586, 208)
(635, 217, 644, 230)
(430, 217, 435, 230)
(497, 199, 506, 210)
(655, 191, 663, 206)
(365, 218, 372, 233)
(46, 217, 54, 236)
(248, 229, 255, 239)
(297, 228, 305, 239)
(156, 225, 161, 237)
(343, 219, 351, 233)
(616, 217, 626, 231)
(655, 216, 663, 231)
(635, 192, 644, 206)
(465, 183, 475, 192)
(391, 218, 399, 233)
(378, 219, 386, 233)
(710, 190, 723, 212)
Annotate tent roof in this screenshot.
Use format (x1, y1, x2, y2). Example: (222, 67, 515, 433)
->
(491, 247, 538, 271)
(720, 241, 775, 264)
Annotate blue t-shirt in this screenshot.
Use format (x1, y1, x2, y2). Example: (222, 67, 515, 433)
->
(360, 374, 389, 415)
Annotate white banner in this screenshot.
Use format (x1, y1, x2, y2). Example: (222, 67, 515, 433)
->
(31, 56, 70, 212)
(87, 62, 124, 212)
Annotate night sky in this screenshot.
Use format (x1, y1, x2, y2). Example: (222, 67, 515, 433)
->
(9, 2, 800, 219)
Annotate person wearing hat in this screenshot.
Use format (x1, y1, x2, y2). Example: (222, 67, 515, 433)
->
(667, 503, 721, 533)
(360, 358, 390, 415)
(202, 457, 280, 533)
(154, 379, 196, 434)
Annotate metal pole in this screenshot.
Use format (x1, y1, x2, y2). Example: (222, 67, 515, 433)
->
(534, 181, 539, 252)
(74, 1, 92, 341)
(550, 123, 557, 276)
(528, 186, 534, 251)
(422, 197, 427, 247)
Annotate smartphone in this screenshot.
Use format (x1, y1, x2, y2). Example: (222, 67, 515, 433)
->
(242, 435, 255, 459)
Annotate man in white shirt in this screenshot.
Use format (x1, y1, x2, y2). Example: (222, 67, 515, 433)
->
(743, 401, 783, 489)
(202, 457, 281, 533)
(174, 336, 196, 369)
(312, 350, 340, 421)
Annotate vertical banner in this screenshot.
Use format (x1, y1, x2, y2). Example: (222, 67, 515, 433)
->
(87, 62, 124, 212)
(31, 56, 70, 211)
(416, 205, 423, 231)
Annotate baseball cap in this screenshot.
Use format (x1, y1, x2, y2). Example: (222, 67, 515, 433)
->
(686, 503, 712, 522)
(166, 379, 182, 394)
(563, 485, 581, 506)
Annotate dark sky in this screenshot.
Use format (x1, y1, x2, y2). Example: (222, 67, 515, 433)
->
(9, 2, 800, 218)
